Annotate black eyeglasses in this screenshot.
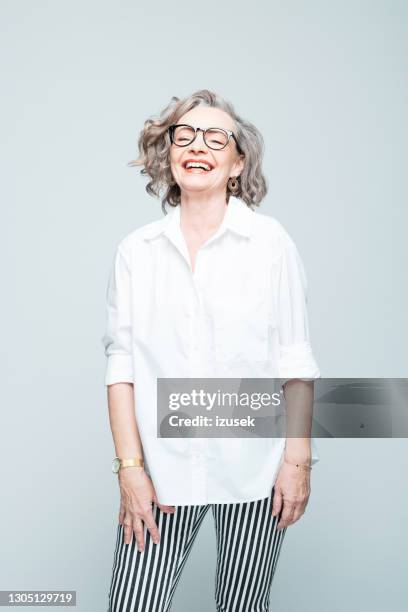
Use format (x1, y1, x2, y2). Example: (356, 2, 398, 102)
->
(168, 124, 242, 153)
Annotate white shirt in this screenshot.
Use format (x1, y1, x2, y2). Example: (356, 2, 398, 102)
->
(102, 196, 321, 505)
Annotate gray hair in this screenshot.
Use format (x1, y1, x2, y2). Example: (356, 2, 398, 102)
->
(128, 89, 268, 213)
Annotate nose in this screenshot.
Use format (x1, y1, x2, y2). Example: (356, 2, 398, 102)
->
(189, 128, 207, 152)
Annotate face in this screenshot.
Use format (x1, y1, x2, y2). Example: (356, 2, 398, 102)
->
(169, 106, 245, 198)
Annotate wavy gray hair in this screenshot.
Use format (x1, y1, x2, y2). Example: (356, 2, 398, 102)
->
(128, 89, 268, 213)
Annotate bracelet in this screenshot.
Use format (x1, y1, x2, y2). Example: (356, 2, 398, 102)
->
(284, 459, 312, 471)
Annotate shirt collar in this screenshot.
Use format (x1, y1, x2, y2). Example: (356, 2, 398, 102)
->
(142, 196, 255, 241)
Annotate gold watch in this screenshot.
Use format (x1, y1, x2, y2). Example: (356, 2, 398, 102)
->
(112, 456, 144, 474)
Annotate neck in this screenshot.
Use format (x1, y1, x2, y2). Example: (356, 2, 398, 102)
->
(179, 191, 230, 235)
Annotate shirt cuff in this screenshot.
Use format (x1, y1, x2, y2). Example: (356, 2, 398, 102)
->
(311, 438, 320, 466)
(104, 354, 134, 386)
(279, 341, 321, 387)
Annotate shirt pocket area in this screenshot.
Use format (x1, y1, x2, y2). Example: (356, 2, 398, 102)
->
(213, 296, 272, 363)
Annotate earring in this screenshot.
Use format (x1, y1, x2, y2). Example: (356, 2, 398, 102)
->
(227, 176, 240, 194)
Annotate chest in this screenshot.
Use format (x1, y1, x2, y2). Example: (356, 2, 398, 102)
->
(130, 235, 279, 364)
(183, 232, 204, 275)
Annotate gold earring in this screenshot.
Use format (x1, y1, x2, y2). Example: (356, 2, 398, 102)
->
(227, 176, 239, 193)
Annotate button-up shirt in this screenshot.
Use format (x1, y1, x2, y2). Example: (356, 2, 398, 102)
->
(102, 196, 321, 505)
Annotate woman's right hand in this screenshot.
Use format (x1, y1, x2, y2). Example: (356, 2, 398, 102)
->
(118, 467, 175, 551)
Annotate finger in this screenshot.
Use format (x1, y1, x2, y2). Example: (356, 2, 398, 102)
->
(277, 502, 295, 530)
(133, 517, 145, 552)
(152, 490, 175, 514)
(292, 496, 309, 523)
(143, 510, 161, 545)
(157, 504, 176, 514)
(277, 500, 296, 530)
(123, 516, 134, 546)
(271, 488, 283, 517)
(118, 503, 125, 525)
(291, 506, 304, 524)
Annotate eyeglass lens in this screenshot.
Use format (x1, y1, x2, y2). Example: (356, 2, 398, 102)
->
(172, 126, 229, 150)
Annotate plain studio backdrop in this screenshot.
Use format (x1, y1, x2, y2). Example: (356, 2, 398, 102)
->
(1, 1, 407, 611)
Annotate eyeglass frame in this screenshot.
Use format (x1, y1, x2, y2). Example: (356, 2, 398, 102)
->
(168, 123, 243, 154)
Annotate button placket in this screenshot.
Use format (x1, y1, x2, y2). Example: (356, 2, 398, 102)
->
(190, 251, 204, 355)
(190, 438, 208, 500)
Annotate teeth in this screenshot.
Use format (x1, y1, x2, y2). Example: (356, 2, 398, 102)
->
(185, 162, 212, 171)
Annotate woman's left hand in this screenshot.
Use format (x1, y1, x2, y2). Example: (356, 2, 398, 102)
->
(271, 461, 311, 530)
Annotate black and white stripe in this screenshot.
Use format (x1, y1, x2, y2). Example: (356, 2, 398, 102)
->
(212, 494, 286, 612)
(108, 488, 286, 612)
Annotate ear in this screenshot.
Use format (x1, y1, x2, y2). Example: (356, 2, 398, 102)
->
(232, 154, 245, 177)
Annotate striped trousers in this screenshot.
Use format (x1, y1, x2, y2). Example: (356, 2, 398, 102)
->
(108, 487, 287, 612)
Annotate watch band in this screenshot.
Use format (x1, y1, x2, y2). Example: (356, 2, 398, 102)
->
(112, 456, 144, 474)
(121, 458, 144, 469)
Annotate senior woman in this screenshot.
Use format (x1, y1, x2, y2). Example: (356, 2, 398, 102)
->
(102, 89, 321, 612)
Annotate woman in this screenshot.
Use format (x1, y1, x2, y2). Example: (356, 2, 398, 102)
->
(102, 89, 321, 612)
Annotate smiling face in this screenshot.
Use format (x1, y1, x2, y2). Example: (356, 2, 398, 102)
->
(169, 106, 245, 199)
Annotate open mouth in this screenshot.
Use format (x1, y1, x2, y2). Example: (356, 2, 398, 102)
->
(182, 160, 214, 172)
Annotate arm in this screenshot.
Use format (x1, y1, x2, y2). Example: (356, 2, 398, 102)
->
(107, 381, 163, 549)
(102, 244, 174, 551)
(107, 382, 144, 460)
(102, 245, 143, 459)
(271, 227, 321, 528)
(282, 379, 314, 464)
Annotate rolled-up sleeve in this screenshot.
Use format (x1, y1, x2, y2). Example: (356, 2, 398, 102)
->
(275, 228, 321, 386)
(101, 244, 134, 386)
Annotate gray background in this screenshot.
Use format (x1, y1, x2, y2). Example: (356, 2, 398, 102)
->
(1, 1, 407, 610)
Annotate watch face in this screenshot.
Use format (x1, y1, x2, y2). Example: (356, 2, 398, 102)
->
(112, 458, 121, 473)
